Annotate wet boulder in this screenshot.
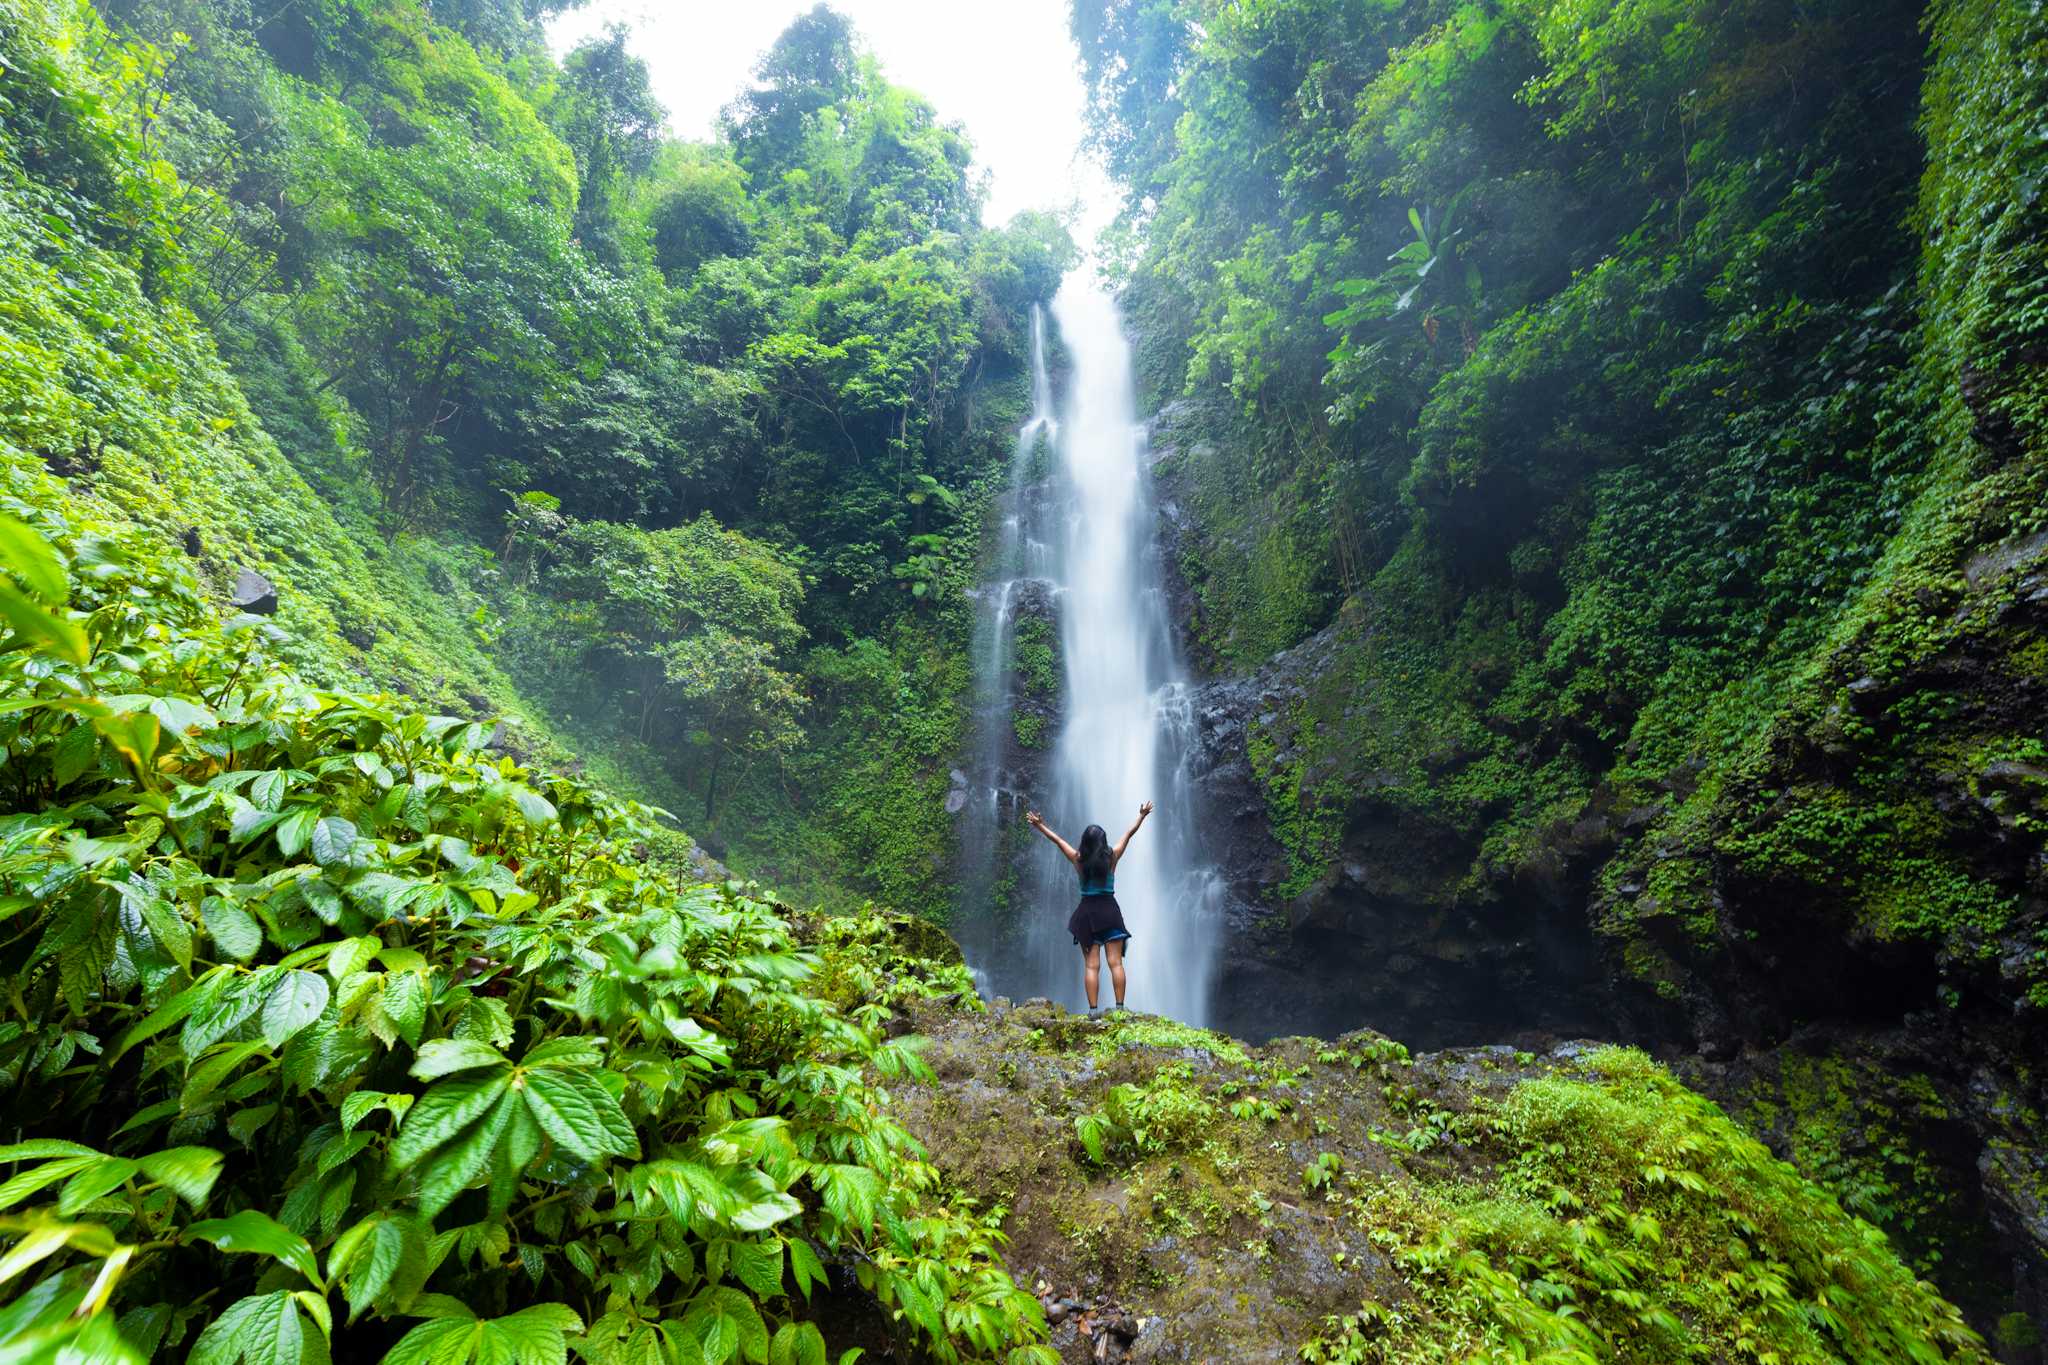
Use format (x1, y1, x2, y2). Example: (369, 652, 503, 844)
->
(229, 567, 278, 615)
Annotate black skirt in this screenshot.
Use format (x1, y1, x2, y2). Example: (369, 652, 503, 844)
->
(1068, 895, 1131, 948)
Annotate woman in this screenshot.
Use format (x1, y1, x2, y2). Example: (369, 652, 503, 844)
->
(1025, 801, 1153, 1015)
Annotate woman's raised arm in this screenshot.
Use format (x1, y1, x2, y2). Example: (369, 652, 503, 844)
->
(1026, 810, 1081, 864)
(1112, 801, 1154, 864)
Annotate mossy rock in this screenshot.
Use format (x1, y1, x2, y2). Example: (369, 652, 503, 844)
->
(886, 997, 1991, 1363)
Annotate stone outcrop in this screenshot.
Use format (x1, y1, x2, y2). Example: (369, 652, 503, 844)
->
(229, 566, 278, 615)
(882, 991, 1987, 1364)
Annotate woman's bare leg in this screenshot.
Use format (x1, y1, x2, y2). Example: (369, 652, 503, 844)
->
(1082, 944, 1101, 1008)
(1105, 940, 1126, 1007)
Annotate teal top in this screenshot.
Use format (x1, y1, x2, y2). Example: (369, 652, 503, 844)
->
(1079, 867, 1115, 897)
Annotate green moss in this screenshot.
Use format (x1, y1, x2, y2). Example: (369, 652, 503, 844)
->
(1090, 1014, 1253, 1068)
(1013, 613, 1058, 698)
(1247, 704, 1346, 899)
(895, 996, 1990, 1364)
(1309, 1047, 1988, 1362)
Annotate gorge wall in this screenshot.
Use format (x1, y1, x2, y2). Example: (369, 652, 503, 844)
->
(1025, 0, 2048, 1349)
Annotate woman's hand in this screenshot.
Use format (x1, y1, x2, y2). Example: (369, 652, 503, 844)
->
(1025, 809, 1043, 827)
(1138, 801, 1154, 819)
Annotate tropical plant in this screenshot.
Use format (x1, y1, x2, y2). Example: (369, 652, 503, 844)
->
(0, 506, 1056, 1363)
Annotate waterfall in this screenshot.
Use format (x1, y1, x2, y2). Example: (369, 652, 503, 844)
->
(959, 276, 1222, 1025)
(954, 307, 1056, 929)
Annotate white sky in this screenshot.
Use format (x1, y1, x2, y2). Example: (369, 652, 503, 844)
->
(546, 0, 1117, 243)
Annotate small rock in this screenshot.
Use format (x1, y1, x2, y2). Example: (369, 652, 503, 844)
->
(181, 527, 202, 557)
(1619, 802, 1666, 831)
(1981, 760, 2048, 794)
(1128, 1319, 1170, 1364)
(1963, 530, 2048, 588)
(230, 567, 278, 615)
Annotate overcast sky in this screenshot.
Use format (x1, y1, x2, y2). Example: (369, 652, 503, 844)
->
(546, 0, 1116, 242)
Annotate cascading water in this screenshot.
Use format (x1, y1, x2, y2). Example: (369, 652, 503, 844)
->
(955, 306, 1056, 933)
(959, 277, 1223, 1025)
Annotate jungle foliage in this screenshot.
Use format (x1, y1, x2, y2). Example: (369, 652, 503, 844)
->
(1079, 0, 2048, 1011)
(1, 0, 1073, 914)
(0, 499, 1058, 1363)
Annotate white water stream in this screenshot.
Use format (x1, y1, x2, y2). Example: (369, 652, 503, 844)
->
(960, 276, 1222, 1023)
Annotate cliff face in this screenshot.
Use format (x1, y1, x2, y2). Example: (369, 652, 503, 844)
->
(1114, 2, 2048, 1345)
(1152, 408, 2048, 1348)
(1154, 413, 1630, 1051)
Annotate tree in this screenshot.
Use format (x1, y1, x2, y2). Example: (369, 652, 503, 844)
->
(537, 517, 807, 823)
(290, 109, 621, 520)
(554, 25, 666, 259)
(1070, 0, 1190, 195)
(722, 3, 861, 184)
(641, 146, 754, 279)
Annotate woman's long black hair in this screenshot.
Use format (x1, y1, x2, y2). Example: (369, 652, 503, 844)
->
(1077, 825, 1112, 884)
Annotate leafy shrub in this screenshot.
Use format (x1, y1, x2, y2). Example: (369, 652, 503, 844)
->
(1072, 1065, 1215, 1165)
(0, 506, 1054, 1364)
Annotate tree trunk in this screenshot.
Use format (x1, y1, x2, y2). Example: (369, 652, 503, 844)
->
(640, 661, 662, 742)
(703, 748, 722, 827)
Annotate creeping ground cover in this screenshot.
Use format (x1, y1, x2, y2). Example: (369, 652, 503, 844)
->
(0, 502, 1056, 1363)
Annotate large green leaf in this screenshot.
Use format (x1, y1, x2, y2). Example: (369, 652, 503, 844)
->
(0, 515, 69, 602)
(230, 798, 288, 846)
(203, 899, 265, 963)
(382, 1300, 582, 1365)
(54, 1157, 139, 1215)
(414, 1090, 517, 1218)
(519, 1068, 637, 1164)
(149, 695, 216, 737)
(251, 770, 288, 812)
(186, 1210, 321, 1285)
(380, 971, 430, 1048)
(136, 1147, 224, 1208)
(310, 817, 360, 868)
(0, 1142, 98, 1162)
(0, 1216, 126, 1292)
(188, 1290, 328, 1365)
(276, 808, 319, 859)
(727, 1239, 783, 1300)
(91, 710, 159, 772)
(0, 582, 89, 666)
(181, 969, 275, 1058)
(769, 1323, 827, 1365)
(335, 1215, 421, 1321)
(411, 1039, 508, 1080)
(0, 1156, 99, 1213)
(519, 1037, 603, 1070)
(261, 972, 331, 1049)
(111, 968, 227, 1062)
(390, 1074, 512, 1173)
(340, 1091, 415, 1134)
